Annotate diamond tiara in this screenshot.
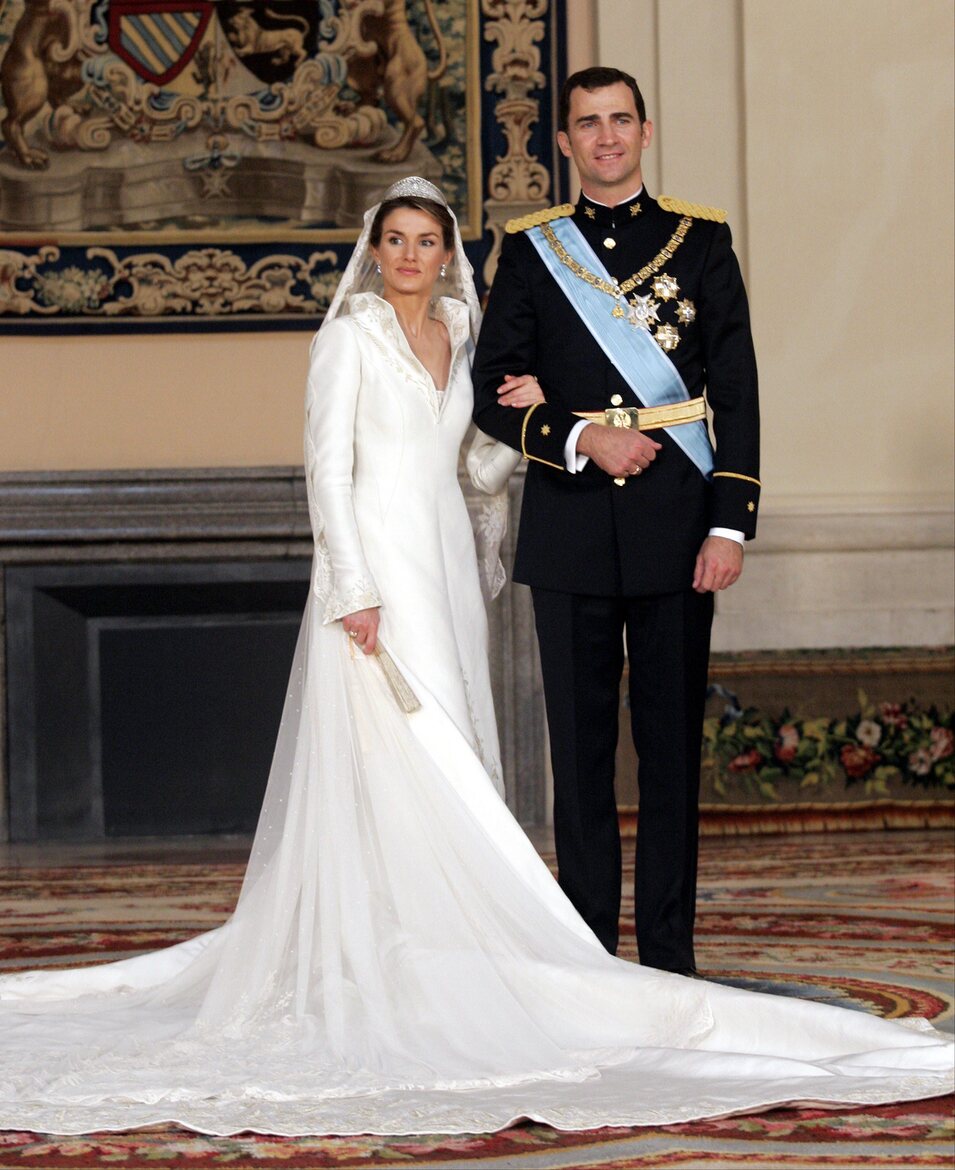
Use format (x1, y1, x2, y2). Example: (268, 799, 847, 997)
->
(381, 176, 448, 207)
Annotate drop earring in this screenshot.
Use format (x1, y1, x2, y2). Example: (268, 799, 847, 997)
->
(439, 263, 447, 280)
(376, 262, 381, 275)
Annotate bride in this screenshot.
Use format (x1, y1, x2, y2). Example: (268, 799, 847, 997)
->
(0, 178, 951, 1138)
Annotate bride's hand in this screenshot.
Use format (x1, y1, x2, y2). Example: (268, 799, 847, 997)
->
(342, 607, 380, 655)
(496, 373, 545, 407)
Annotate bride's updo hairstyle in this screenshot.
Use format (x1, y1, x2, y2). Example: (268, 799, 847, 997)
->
(369, 196, 455, 251)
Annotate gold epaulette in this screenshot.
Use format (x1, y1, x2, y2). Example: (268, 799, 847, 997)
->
(505, 204, 575, 234)
(658, 195, 727, 223)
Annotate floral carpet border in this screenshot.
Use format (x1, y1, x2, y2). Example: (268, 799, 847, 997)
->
(620, 798, 955, 837)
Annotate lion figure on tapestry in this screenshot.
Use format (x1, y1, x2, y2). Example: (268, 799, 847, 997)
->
(227, 7, 309, 69)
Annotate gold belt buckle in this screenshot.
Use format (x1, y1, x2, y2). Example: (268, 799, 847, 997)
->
(605, 406, 642, 429)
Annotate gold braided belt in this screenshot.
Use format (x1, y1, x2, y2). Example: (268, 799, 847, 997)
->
(573, 396, 706, 431)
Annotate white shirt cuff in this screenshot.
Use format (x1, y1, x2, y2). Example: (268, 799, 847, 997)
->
(564, 419, 591, 473)
(708, 527, 745, 545)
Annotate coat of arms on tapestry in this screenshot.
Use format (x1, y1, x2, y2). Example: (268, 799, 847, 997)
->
(0, 0, 562, 330)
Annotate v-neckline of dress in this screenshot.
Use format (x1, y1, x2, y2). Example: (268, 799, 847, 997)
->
(362, 294, 470, 417)
(396, 316, 452, 397)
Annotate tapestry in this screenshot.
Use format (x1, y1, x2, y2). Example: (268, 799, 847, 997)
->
(0, 0, 566, 330)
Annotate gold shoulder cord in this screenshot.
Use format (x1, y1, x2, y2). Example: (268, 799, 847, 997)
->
(506, 204, 576, 234)
(658, 196, 727, 223)
(539, 217, 693, 299)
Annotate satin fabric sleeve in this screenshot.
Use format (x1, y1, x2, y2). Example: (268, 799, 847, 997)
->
(697, 222, 761, 537)
(304, 319, 383, 623)
(465, 427, 522, 496)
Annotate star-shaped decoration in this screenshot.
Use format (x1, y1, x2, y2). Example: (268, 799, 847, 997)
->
(541, 424, 551, 436)
(654, 323, 680, 351)
(747, 500, 756, 512)
(627, 293, 660, 330)
(652, 272, 680, 301)
(650, 272, 678, 301)
(629, 202, 642, 217)
(675, 298, 696, 324)
(584, 205, 596, 219)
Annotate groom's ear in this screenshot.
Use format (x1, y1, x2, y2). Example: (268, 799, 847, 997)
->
(557, 130, 572, 159)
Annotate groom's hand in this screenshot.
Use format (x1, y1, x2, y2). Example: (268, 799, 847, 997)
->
(693, 536, 743, 593)
(577, 424, 662, 477)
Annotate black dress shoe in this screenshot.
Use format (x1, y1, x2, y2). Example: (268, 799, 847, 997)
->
(669, 967, 705, 979)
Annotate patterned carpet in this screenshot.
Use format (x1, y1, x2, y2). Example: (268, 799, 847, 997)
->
(0, 831, 952, 1169)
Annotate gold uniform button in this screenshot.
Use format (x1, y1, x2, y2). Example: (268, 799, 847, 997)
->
(614, 477, 627, 487)
(603, 236, 616, 249)
(610, 394, 623, 406)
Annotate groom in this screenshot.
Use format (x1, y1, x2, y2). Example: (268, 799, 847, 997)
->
(472, 67, 759, 974)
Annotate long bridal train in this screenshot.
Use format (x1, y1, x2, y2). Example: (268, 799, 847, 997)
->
(0, 603, 952, 1136)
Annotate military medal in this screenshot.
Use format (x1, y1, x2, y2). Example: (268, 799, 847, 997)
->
(539, 218, 694, 334)
(652, 273, 680, 301)
(627, 293, 659, 331)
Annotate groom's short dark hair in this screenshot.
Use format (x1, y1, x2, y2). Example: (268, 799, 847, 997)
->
(559, 67, 647, 130)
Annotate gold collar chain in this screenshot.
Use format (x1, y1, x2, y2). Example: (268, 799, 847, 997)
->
(539, 216, 693, 299)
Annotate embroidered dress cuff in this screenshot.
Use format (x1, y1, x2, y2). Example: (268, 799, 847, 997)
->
(464, 428, 517, 602)
(565, 419, 591, 473)
(323, 578, 382, 624)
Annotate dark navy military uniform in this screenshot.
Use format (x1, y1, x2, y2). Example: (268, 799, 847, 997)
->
(472, 188, 759, 970)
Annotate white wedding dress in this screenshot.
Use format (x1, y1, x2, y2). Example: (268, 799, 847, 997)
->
(0, 293, 951, 1138)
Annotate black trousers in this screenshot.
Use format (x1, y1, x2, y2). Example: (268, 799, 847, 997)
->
(532, 587, 714, 970)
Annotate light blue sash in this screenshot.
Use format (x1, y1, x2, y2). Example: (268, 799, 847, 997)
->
(527, 217, 714, 478)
